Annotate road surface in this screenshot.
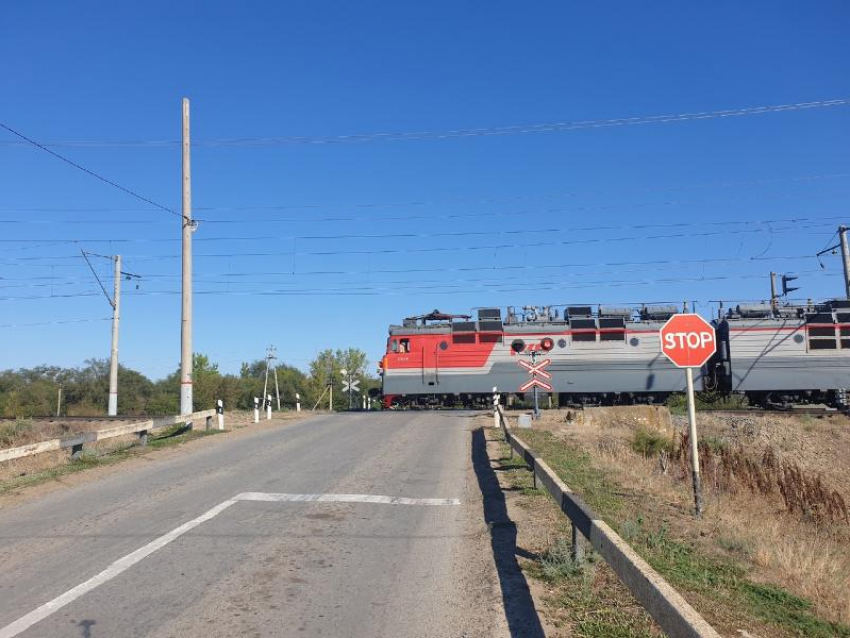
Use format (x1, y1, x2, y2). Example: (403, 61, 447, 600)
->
(0, 412, 519, 637)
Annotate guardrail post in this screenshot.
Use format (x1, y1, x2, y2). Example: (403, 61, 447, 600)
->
(216, 399, 225, 430)
(253, 397, 260, 423)
(137, 430, 148, 446)
(70, 443, 84, 460)
(571, 522, 585, 565)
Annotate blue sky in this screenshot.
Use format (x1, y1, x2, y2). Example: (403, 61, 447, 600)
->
(1, 1, 849, 379)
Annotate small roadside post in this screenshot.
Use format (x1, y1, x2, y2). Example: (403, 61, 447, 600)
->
(253, 397, 260, 424)
(492, 386, 501, 428)
(216, 399, 225, 430)
(659, 313, 717, 517)
(295, 392, 301, 412)
(266, 394, 272, 420)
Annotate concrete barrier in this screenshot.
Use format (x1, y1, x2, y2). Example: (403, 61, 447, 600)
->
(0, 408, 218, 464)
(496, 405, 720, 638)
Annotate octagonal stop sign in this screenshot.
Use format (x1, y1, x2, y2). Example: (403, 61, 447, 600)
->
(659, 313, 717, 368)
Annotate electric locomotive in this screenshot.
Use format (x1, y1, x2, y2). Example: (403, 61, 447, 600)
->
(380, 301, 850, 410)
(707, 299, 850, 409)
(380, 305, 702, 408)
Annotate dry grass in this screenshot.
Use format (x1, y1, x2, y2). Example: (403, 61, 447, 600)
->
(672, 432, 849, 525)
(552, 409, 850, 626)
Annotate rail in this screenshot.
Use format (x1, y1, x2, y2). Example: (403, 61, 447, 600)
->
(0, 408, 221, 464)
(495, 405, 720, 638)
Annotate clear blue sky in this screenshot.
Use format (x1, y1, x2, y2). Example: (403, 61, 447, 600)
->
(1, 1, 848, 379)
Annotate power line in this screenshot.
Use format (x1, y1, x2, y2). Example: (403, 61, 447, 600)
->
(0, 317, 111, 329)
(0, 269, 839, 302)
(0, 217, 837, 248)
(1, 99, 847, 149)
(0, 253, 820, 287)
(0, 121, 185, 220)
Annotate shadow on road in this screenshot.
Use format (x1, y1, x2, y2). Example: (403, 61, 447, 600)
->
(471, 427, 545, 638)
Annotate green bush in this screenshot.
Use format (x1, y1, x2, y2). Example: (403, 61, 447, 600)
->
(630, 426, 672, 457)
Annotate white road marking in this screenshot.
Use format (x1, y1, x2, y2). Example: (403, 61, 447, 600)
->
(235, 492, 461, 506)
(0, 498, 238, 638)
(0, 491, 460, 637)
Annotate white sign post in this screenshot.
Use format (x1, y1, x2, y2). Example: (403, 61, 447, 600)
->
(660, 313, 717, 517)
(341, 369, 360, 411)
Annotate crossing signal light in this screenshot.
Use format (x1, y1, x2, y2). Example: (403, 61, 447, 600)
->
(782, 274, 799, 296)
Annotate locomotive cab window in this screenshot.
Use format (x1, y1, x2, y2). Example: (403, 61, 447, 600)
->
(399, 338, 410, 353)
(390, 339, 399, 353)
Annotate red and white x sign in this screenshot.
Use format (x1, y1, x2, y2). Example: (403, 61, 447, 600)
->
(517, 358, 552, 379)
(520, 377, 553, 392)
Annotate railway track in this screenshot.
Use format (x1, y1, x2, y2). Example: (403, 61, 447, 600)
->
(701, 406, 843, 417)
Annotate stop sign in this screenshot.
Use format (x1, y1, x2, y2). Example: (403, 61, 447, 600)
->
(659, 314, 717, 368)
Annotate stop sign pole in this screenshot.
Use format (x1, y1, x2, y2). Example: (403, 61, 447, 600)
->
(660, 313, 717, 517)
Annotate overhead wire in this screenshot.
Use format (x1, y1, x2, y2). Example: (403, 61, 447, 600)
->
(0, 268, 839, 301)
(2, 171, 848, 218)
(0, 121, 185, 220)
(1, 99, 847, 148)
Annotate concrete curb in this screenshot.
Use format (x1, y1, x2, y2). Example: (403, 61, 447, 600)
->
(498, 406, 720, 638)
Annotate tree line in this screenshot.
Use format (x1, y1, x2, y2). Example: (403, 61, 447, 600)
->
(0, 348, 379, 417)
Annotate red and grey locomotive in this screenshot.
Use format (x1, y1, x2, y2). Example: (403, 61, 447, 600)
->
(379, 301, 850, 410)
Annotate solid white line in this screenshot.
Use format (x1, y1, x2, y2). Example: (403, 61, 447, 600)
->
(0, 499, 238, 638)
(234, 492, 461, 506)
(0, 491, 459, 637)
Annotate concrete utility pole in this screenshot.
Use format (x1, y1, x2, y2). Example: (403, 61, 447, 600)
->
(56, 385, 62, 417)
(180, 97, 194, 416)
(769, 271, 778, 314)
(108, 254, 121, 415)
(840, 225, 850, 300)
(262, 346, 281, 410)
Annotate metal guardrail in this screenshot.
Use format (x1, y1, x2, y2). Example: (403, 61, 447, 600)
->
(0, 408, 220, 464)
(495, 405, 721, 638)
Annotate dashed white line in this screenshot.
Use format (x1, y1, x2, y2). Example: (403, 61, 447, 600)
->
(0, 491, 460, 637)
(234, 492, 461, 506)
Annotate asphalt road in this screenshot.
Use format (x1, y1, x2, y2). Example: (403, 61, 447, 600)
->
(0, 412, 513, 638)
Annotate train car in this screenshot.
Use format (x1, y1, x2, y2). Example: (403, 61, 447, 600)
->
(708, 300, 850, 408)
(380, 305, 704, 408)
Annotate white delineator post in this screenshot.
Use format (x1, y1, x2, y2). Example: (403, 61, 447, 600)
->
(179, 97, 194, 419)
(266, 394, 272, 420)
(362, 395, 366, 410)
(493, 386, 500, 428)
(107, 254, 121, 416)
(216, 399, 224, 430)
(295, 393, 301, 413)
(253, 397, 260, 424)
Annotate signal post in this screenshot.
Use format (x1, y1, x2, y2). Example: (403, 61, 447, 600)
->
(659, 314, 717, 517)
